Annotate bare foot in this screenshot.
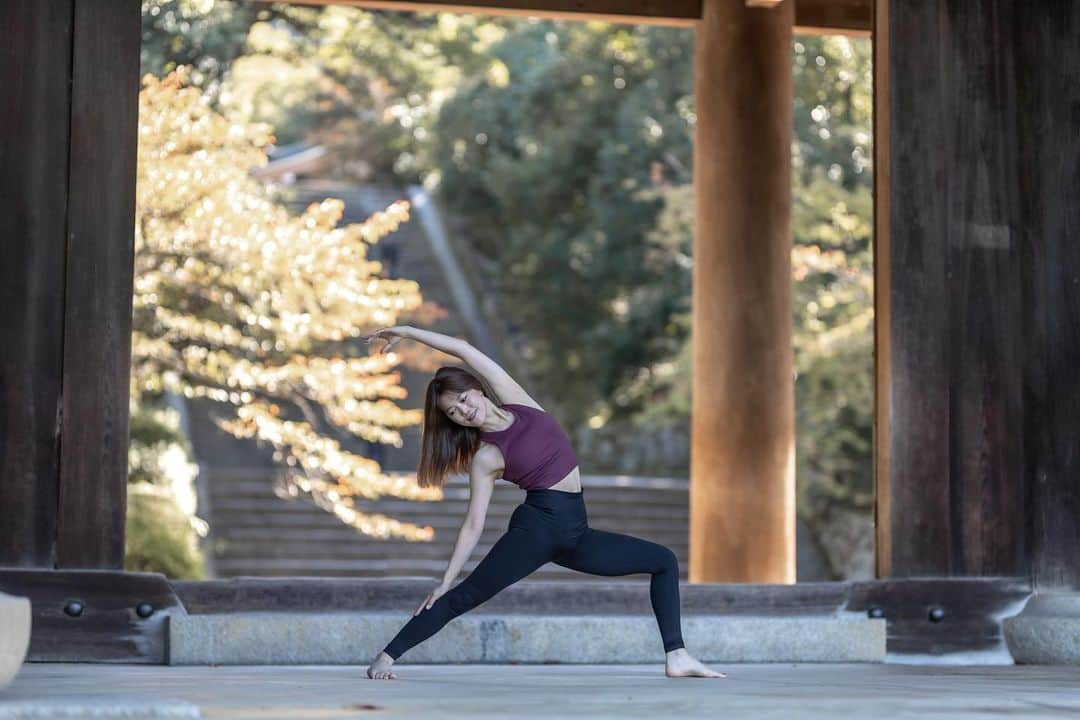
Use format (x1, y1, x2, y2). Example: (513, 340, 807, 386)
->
(665, 648, 726, 678)
(366, 651, 397, 680)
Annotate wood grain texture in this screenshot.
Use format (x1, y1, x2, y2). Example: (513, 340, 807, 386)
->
(1014, 2, 1080, 591)
(871, 0, 890, 578)
(887, 0, 1079, 587)
(887, 0, 953, 576)
(0, 0, 74, 567)
(690, 0, 795, 582)
(55, 0, 142, 569)
(0, 569, 183, 663)
(845, 577, 1031, 656)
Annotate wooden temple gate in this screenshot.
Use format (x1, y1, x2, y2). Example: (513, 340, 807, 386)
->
(1, 0, 1077, 662)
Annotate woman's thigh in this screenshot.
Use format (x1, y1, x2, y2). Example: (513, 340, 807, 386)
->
(454, 507, 556, 604)
(553, 527, 676, 576)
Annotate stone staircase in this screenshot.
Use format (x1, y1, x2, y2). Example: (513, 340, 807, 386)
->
(203, 467, 689, 581)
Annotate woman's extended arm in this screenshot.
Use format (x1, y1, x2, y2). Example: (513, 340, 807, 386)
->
(363, 325, 536, 407)
(413, 449, 499, 614)
(402, 326, 469, 358)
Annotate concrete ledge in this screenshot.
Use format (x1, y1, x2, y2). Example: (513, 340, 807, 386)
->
(169, 612, 885, 665)
(1004, 592, 1080, 665)
(0, 592, 31, 691)
(0, 700, 200, 719)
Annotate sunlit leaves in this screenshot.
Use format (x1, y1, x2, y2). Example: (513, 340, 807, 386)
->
(133, 70, 440, 541)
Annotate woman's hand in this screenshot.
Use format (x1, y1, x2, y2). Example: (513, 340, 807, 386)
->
(414, 581, 451, 615)
(362, 326, 411, 355)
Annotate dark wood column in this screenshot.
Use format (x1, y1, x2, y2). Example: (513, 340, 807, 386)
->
(0, 0, 141, 570)
(690, 0, 795, 583)
(0, 0, 74, 567)
(1014, 2, 1080, 591)
(885, 0, 1079, 589)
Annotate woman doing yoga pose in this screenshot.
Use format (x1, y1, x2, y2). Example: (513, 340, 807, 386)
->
(360, 326, 724, 680)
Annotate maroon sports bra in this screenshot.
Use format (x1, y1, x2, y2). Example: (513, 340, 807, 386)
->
(477, 403, 580, 490)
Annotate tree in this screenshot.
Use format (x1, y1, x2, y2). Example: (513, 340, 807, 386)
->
(142, 1, 505, 184)
(133, 69, 441, 541)
(433, 20, 695, 430)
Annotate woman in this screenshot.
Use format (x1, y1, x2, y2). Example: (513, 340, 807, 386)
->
(361, 325, 724, 680)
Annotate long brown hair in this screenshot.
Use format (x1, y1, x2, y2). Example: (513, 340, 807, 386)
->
(416, 365, 490, 488)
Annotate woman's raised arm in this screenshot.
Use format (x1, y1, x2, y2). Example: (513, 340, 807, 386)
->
(363, 325, 536, 406)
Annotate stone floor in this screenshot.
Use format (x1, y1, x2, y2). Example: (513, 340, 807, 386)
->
(3, 662, 1080, 719)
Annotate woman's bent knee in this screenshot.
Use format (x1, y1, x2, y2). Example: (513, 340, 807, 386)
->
(658, 546, 679, 574)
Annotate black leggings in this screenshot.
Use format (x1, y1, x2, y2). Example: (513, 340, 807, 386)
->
(382, 487, 686, 660)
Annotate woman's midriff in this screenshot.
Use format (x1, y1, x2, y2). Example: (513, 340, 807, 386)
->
(543, 465, 582, 493)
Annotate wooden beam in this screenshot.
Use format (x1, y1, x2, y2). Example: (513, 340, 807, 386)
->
(268, 0, 702, 27)
(794, 0, 870, 36)
(253, 0, 872, 34)
(0, 569, 182, 663)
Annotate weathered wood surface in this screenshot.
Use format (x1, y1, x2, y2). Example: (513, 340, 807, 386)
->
(0, 0, 140, 569)
(886, 0, 1079, 588)
(690, 0, 795, 583)
(0, 1, 73, 567)
(56, 0, 142, 569)
(846, 578, 1031, 657)
(0, 569, 184, 663)
(1013, 2, 1080, 591)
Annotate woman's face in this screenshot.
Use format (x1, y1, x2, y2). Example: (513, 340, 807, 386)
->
(438, 388, 485, 427)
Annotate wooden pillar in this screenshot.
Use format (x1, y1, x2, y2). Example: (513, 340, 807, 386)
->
(1013, 1, 1080, 592)
(690, 0, 795, 583)
(871, 0, 891, 578)
(885, 0, 1079, 587)
(0, 0, 141, 569)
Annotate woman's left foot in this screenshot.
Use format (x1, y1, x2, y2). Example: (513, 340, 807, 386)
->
(665, 648, 726, 678)
(366, 651, 397, 680)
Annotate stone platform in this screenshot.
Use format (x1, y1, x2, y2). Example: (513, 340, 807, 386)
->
(4, 662, 1080, 719)
(168, 612, 885, 665)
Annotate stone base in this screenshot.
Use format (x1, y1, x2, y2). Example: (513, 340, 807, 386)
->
(0, 699, 200, 719)
(0, 592, 31, 691)
(1004, 592, 1080, 665)
(168, 612, 885, 665)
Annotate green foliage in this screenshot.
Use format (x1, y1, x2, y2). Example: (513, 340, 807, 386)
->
(126, 394, 207, 579)
(142, 2, 502, 183)
(139, 6, 876, 546)
(125, 484, 208, 579)
(433, 20, 694, 429)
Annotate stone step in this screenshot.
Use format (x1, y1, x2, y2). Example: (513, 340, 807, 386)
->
(168, 612, 885, 665)
(172, 577, 855, 616)
(213, 525, 685, 542)
(208, 558, 687, 579)
(208, 508, 688, 530)
(210, 538, 689, 559)
(208, 502, 689, 522)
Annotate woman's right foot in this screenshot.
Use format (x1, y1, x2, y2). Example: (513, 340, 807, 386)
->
(366, 651, 397, 680)
(665, 648, 726, 678)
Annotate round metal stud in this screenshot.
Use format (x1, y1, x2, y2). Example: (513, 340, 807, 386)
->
(64, 600, 84, 617)
(867, 605, 885, 619)
(135, 602, 154, 618)
(928, 606, 946, 623)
